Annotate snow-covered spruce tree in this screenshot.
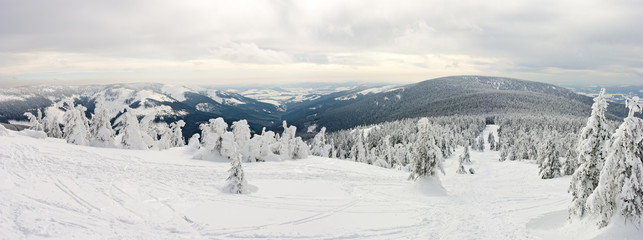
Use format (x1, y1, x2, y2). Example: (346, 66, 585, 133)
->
(156, 123, 172, 150)
(62, 104, 90, 145)
(538, 138, 562, 179)
(225, 143, 247, 194)
(456, 151, 468, 174)
(462, 145, 471, 164)
(569, 89, 612, 220)
(187, 133, 200, 151)
(311, 127, 332, 157)
(278, 121, 297, 160)
(138, 114, 158, 149)
(116, 108, 148, 150)
(198, 118, 228, 159)
(169, 120, 185, 147)
(499, 146, 508, 162)
(488, 133, 496, 151)
(220, 132, 237, 159)
(292, 137, 310, 159)
(477, 136, 485, 151)
(89, 100, 115, 147)
(587, 97, 643, 228)
(409, 118, 444, 181)
(24, 109, 44, 131)
(42, 103, 63, 138)
(232, 120, 251, 161)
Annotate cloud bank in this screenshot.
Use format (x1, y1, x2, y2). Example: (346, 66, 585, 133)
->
(0, 0, 641, 87)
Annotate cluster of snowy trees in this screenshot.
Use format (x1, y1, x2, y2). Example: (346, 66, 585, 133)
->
(495, 115, 594, 178)
(315, 116, 488, 179)
(23, 99, 185, 150)
(568, 92, 643, 229)
(191, 119, 309, 162)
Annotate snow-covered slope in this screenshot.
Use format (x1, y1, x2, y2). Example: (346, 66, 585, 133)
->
(1, 126, 638, 239)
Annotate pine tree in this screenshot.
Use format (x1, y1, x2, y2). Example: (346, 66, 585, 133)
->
(463, 145, 471, 163)
(477, 136, 485, 151)
(116, 108, 147, 150)
(538, 138, 562, 179)
(42, 103, 63, 138)
(569, 89, 611, 220)
(24, 109, 44, 131)
(232, 120, 251, 161)
(456, 151, 468, 174)
(311, 127, 331, 157)
(62, 104, 90, 145)
(409, 118, 444, 180)
(89, 100, 115, 147)
(225, 145, 247, 194)
(587, 97, 643, 228)
(169, 120, 185, 147)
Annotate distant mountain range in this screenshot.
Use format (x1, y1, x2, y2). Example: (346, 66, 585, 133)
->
(565, 85, 643, 103)
(0, 76, 633, 139)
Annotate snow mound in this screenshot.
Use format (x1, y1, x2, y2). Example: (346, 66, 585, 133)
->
(16, 129, 47, 139)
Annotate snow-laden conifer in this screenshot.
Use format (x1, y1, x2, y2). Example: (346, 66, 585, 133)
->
(409, 118, 444, 180)
(62, 104, 90, 145)
(169, 120, 185, 147)
(225, 142, 247, 194)
(42, 103, 63, 138)
(462, 145, 471, 164)
(89, 100, 115, 147)
(232, 120, 251, 161)
(24, 109, 44, 132)
(115, 108, 147, 150)
(538, 138, 561, 179)
(311, 127, 331, 157)
(488, 133, 496, 151)
(477, 136, 485, 151)
(587, 97, 643, 228)
(569, 89, 612, 219)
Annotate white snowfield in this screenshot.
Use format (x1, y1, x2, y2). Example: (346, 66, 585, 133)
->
(0, 126, 639, 239)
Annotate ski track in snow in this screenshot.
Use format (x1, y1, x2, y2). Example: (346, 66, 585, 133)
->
(0, 125, 629, 239)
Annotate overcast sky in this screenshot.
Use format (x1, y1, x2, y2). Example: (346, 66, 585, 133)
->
(0, 0, 641, 87)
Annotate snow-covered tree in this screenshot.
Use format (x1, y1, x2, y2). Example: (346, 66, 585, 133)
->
(311, 127, 332, 157)
(292, 137, 310, 159)
(138, 114, 158, 149)
(278, 121, 297, 160)
(155, 123, 172, 150)
(198, 118, 228, 159)
(187, 133, 200, 151)
(232, 120, 251, 161)
(587, 97, 643, 228)
(569, 89, 612, 220)
(477, 136, 485, 151)
(456, 151, 468, 174)
(24, 109, 44, 131)
(116, 108, 147, 150)
(462, 145, 471, 164)
(220, 132, 237, 159)
(62, 104, 90, 145)
(169, 120, 185, 147)
(89, 100, 115, 147)
(225, 144, 247, 194)
(409, 118, 444, 180)
(538, 138, 561, 179)
(42, 103, 63, 138)
(259, 129, 279, 161)
(488, 133, 496, 151)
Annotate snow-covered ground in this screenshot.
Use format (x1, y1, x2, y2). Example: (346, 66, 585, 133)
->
(0, 126, 640, 239)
